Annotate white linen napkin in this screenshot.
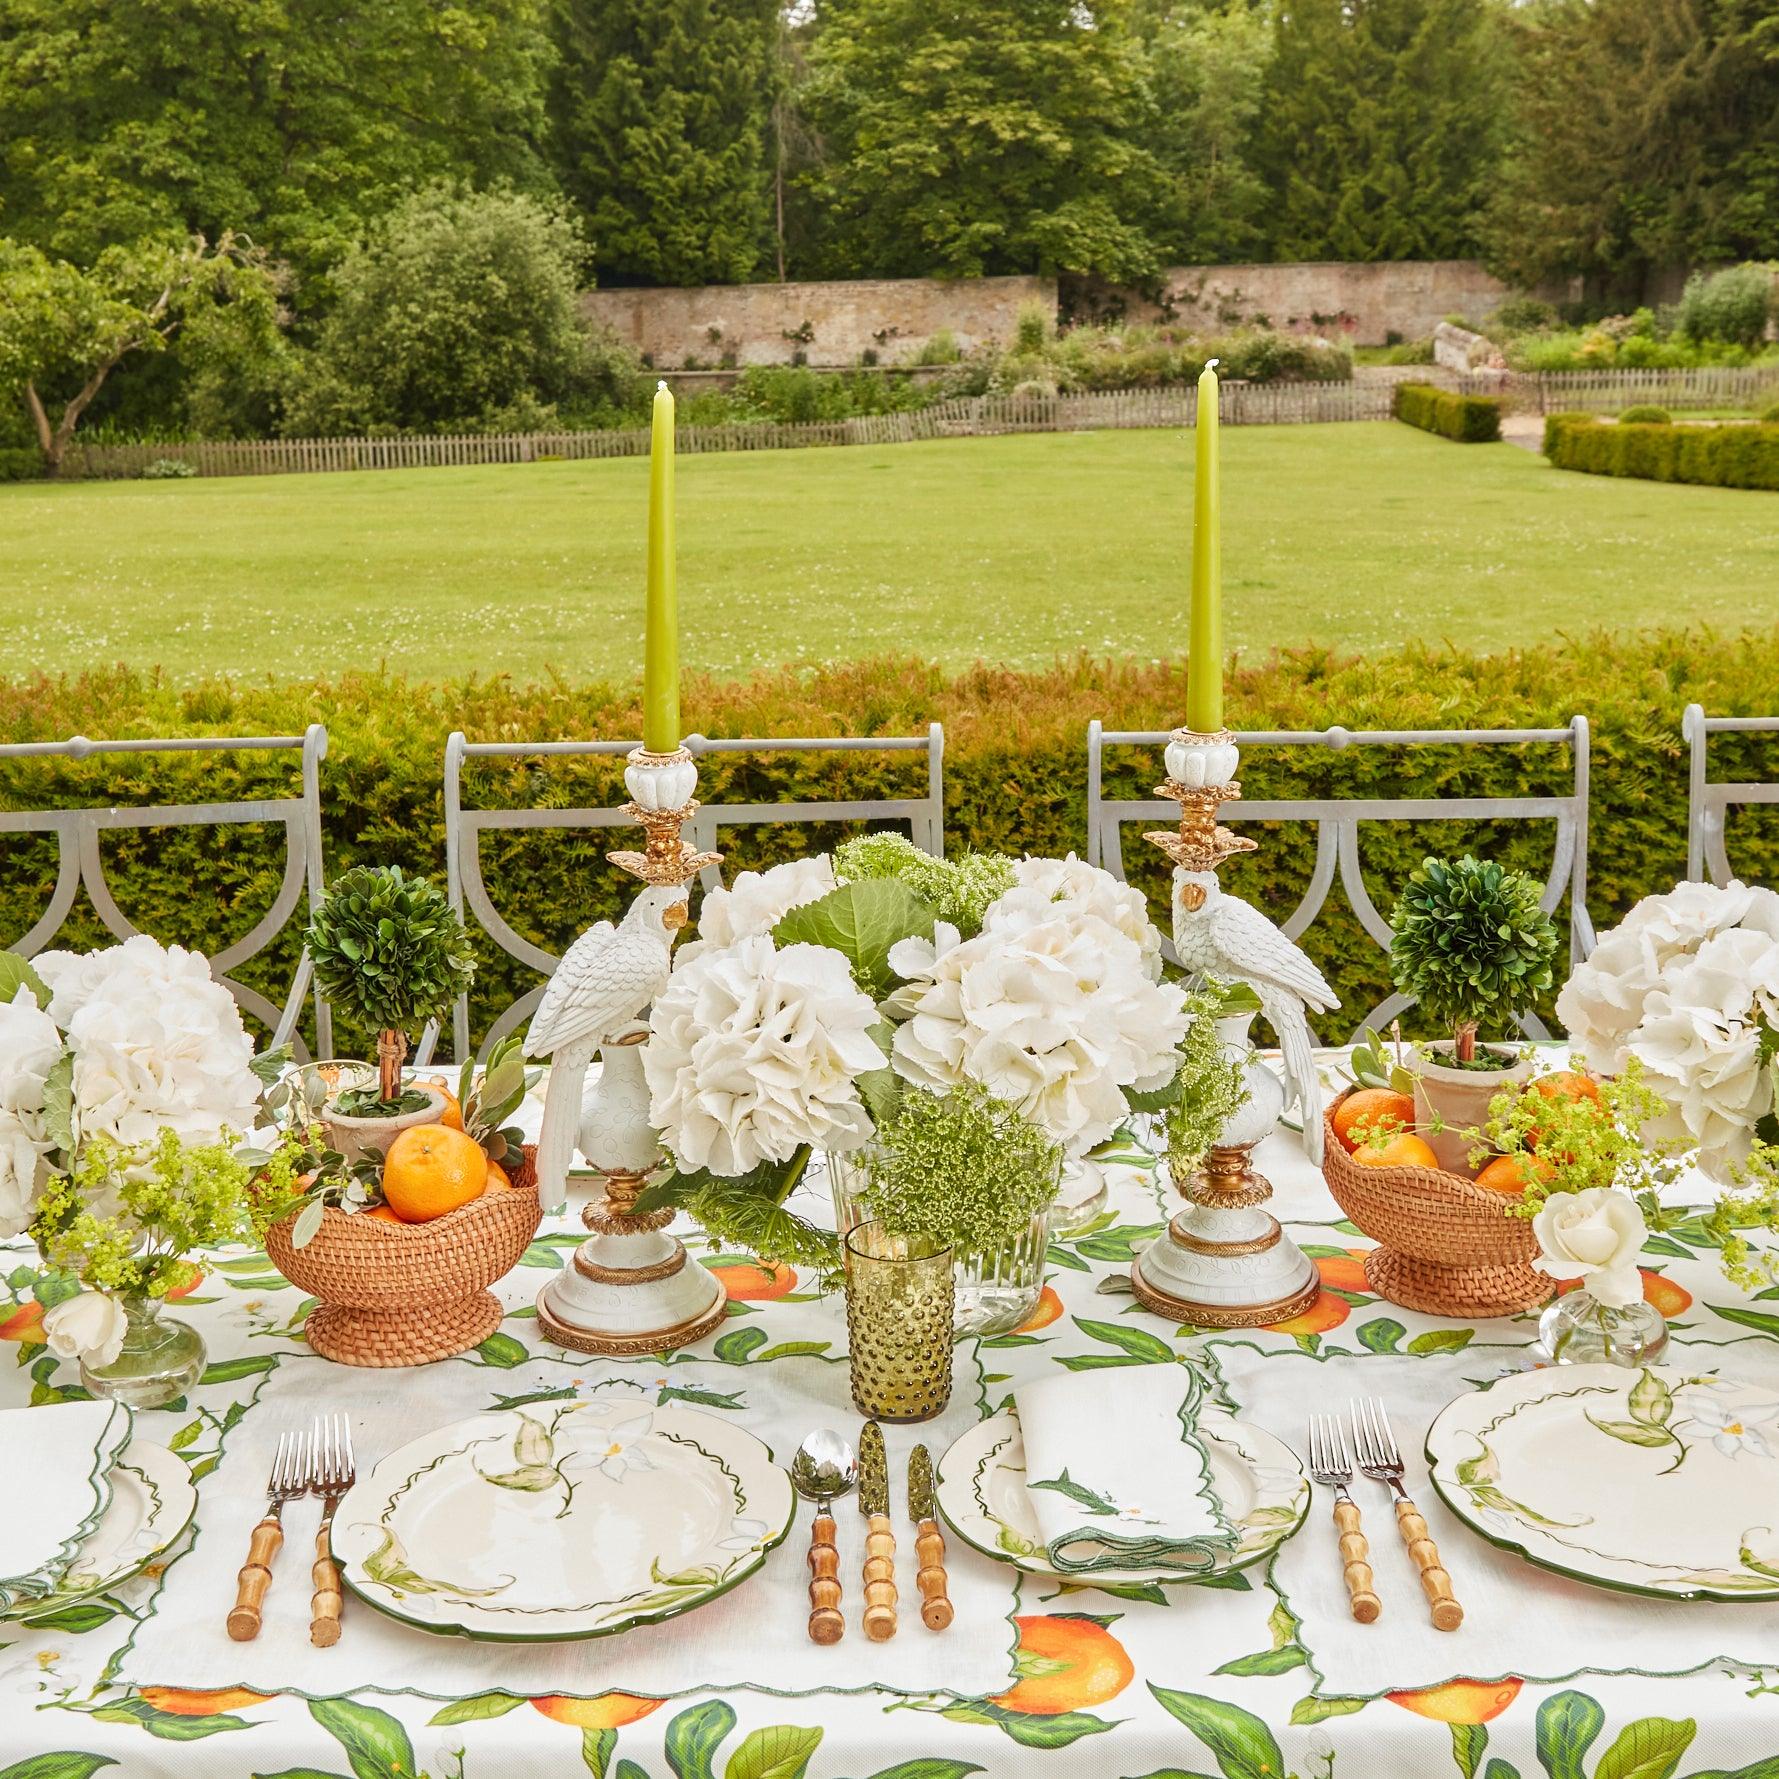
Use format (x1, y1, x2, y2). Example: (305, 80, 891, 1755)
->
(0, 1400, 132, 1610)
(1206, 1338, 1779, 1698)
(1012, 1363, 1236, 1573)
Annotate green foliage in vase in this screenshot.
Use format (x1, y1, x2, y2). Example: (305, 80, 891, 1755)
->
(30, 1128, 272, 1297)
(859, 1082, 1061, 1256)
(1163, 983, 1253, 1179)
(832, 833, 1017, 937)
(1389, 854, 1560, 1061)
(304, 863, 475, 1101)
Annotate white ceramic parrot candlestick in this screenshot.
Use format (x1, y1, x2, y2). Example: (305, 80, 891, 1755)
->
(532, 746, 728, 1356)
(1130, 727, 1333, 1327)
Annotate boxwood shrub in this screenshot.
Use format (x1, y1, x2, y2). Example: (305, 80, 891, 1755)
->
(1617, 405, 1673, 425)
(1392, 382, 1503, 442)
(1545, 414, 1779, 490)
(2, 636, 1774, 1054)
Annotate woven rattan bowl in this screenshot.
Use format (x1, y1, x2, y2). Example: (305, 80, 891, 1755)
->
(1321, 1096, 1545, 1318)
(266, 1146, 541, 1366)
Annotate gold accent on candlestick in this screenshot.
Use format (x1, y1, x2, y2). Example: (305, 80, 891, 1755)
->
(607, 749, 723, 885)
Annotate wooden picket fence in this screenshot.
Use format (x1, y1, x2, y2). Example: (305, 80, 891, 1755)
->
(67, 380, 1391, 482)
(1457, 365, 1779, 416)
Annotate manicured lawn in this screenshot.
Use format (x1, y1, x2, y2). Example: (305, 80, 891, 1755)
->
(5, 423, 1777, 683)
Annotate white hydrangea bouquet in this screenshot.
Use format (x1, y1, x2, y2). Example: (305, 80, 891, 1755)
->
(635, 835, 1190, 1270)
(1557, 877, 1779, 1281)
(0, 936, 280, 1365)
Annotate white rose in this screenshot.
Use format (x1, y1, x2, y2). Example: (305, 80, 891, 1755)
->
(987, 854, 1165, 980)
(42, 1292, 128, 1368)
(1532, 1186, 1648, 1309)
(646, 933, 885, 1174)
(679, 857, 837, 963)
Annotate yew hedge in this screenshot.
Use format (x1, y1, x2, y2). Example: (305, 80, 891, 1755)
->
(1544, 414, 1779, 490)
(2, 635, 1774, 1052)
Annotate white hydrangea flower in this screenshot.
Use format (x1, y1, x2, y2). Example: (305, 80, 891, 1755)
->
(678, 857, 837, 964)
(0, 985, 62, 1238)
(891, 915, 1187, 1154)
(646, 933, 885, 1175)
(986, 853, 1165, 980)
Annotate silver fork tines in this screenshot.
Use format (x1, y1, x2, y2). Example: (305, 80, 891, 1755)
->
(1307, 1414, 1379, 1624)
(307, 1413, 357, 1648)
(1350, 1397, 1464, 1632)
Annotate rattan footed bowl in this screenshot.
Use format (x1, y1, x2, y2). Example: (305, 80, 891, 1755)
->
(265, 1145, 541, 1366)
(1320, 1098, 1545, 1318)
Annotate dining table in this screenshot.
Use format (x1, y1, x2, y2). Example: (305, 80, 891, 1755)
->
(6, 1062, 1779, 1779)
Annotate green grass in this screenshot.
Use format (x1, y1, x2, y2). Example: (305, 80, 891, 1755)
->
(5, 422, 1778, 683)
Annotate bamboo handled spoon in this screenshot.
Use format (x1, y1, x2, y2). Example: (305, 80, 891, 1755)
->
(792, 1429, 856, 1644)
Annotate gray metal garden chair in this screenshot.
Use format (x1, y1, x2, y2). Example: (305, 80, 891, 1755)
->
(1684, 704, 1779, 886)
(427, 727, 945, 1066)
(0, 727, 330, 1056)
(1085, 718, 1594, 1040)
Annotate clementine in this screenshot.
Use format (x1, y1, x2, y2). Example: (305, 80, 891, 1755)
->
(531, 1694, 663, 1729)
(1532, 1070, 1602, 1108)
(382, 1124, 488, 1222)
(423, 1077, 465, 1131)
(990, 1615, 1134, 1716)
(1351, 1132, 1439, 1171)
(483, 1158, 513, 1191)
(1387, 1676, 1523, 1724)
(1473, 1153, 1554, 1195)
(139, 1687, 273, 1716)
(363, 1204, 405, 1225)
(1332, 1089, 1418, 1153)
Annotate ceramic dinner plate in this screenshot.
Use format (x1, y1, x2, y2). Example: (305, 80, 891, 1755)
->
(1428, 1362, 1779, 1601)
(334, 1396, 795, 1641)
(7, 1440, 196, 1623)
(936, 1407, 1308, 1587)
(0, 1400, 133, 1610)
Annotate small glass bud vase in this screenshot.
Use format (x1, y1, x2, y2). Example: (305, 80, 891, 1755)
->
(81, 1295, 207, 1409)
(1537, 1287, 1668, 1368)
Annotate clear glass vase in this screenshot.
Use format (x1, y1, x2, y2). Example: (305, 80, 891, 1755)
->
(828, 1152, 1056, 1339)
(1537, 1287, 1668, 1368)
(80, 1295, 207, 1409)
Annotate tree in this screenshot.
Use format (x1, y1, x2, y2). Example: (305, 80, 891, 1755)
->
(548, 0, 777, 286)
(1249, 0, 1508, 262)
(284, 185, 640, 436)
(0, 0, 554, 294)
(1485, 0, 1779, 301)
(0, 232, 281, 474)
(800, 0, 1169, 283)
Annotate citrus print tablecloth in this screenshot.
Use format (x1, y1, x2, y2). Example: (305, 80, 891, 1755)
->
(8, 1122, 1779, 1779)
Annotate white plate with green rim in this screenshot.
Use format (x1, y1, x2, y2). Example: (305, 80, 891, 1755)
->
(936, 1406, 1307, 1587)
(333, 1396, 795, 1641)
(7, 1440, 196, 1623)
(1428, 1362, 1779, 1601)
(0, 1400, 133, 1611)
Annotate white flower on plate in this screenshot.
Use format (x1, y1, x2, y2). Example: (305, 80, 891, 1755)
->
(891, 915, 1187, 1154)
(718, 1516, 772, 1550)
(1530, 1185, 1648, 1308)
(592, 1413, 656, 1483)
(0, 985, 64, 1238)
(986, 854, 1166, 980)
(1678, 1392, 1779, 1461)
(646, 933, 885, 1174)
(679, 857, 836, 963)
(42, 1291, 127, 1368)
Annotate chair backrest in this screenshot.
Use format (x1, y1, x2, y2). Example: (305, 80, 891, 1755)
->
(1684, 704, 1779, 886)
(0, 727, 330, 1057)
(1085, 718, 1593, 1042)
(430, 726, 946, 1065)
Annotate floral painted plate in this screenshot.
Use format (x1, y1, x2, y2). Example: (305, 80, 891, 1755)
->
(333, 1397, 795, 1641)
(936, 1407, 1307, 1588)
(1428, 1363, 1779, 1601)
(6, 1440, 196, 1623)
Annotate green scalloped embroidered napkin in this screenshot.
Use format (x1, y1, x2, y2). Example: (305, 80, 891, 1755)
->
(0, 1400, 132, 1609)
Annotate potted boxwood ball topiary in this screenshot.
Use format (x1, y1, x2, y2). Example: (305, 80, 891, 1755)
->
(1388, 854, 1560, 1175)
(304, 865, 476, 1162)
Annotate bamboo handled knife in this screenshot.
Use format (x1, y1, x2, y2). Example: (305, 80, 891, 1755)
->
(908, 1444, 952, 1631)
(858, 1420, 898, 1641)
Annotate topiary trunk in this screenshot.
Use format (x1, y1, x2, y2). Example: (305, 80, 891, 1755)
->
(1453, 1019, 1478, 1064)
(377, 1027, 407, 1104)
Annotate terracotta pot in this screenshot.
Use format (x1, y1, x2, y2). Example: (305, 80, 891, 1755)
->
(321, 1083, 447, 1166)
(1411, 1042, 1535, 1177)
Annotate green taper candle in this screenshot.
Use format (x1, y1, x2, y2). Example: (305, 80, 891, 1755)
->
(643, 379, 679, 753)
(1186, 357, 1223, 733)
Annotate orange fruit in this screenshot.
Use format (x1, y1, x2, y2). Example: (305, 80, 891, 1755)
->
(991, 1615, 1134, 1716)
(1533, 1070, 1602, 1108)
(1268, 1290, 1351, 1337)
(711, 1259, 797, 1302)
(1351, 1132, 1439, 1171)
(531, 1694, 664, 1730)
(1332, 1089, 1418, 1153)
(1014, 1284, 1065, 1333)
(483, 1159, 513, 1191)
(424, 1076, 464, 1131)
(1388, 1676, 1523, 1724)
(382, 1124, 488, 1222)
(0, 1301, 44, 1341)
(139, 1687, 272, 1716)
(363, 1203, 404, 1224)
(1473, 1153, 1554, 1195)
